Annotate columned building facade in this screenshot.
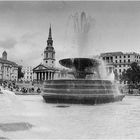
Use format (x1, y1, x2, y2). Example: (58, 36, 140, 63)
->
(0, 51, 18, 81)
(100, 52, 140, 83)
(33, 25, 56, 81)
(33, 65, 55, 81)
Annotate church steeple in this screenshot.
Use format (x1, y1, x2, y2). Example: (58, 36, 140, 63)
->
(43, 25, 55, 68)
(47, 24, 53, 46)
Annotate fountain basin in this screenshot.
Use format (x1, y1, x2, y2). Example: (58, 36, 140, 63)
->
(59, 58, 100, 79)
(42, 79, 125, 105)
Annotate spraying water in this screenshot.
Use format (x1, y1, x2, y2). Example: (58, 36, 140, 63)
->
(64, 11, 116, 82)
(65, 11, 95, 57)
(72, 12, 95, 57)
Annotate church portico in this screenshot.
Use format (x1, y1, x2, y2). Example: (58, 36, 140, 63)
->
(33, 65, 56, 81)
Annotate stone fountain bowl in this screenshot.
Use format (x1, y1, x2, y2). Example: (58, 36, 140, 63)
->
(59, 58, 100, 79)
(59, 58, 100, 71)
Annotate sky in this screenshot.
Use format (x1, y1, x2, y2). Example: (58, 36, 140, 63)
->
(0, 1, 140, 67)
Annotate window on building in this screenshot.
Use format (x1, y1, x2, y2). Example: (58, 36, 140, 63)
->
(124, 55, 126, 58)
(120, 56, 121, 58)
(128, 59, 130, 62)
(124, 60, 126, 63)
(120, 60, 121, 63)
(119, 65, 121, 67)
(128, 55, 130, 58)
(119, 69, 121, 73)
(115, 56, 117, 59)
(115, 60, 117, 63)
(46, 60, 48, 63)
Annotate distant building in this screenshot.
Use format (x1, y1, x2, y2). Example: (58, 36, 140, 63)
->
(0, 51, 18, 81)
(22, 66, 33, 81)
(100, 51, 140, 82)
(33, 25, 57, 81)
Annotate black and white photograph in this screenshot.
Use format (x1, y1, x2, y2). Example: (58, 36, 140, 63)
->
(0, 1, 140, 139)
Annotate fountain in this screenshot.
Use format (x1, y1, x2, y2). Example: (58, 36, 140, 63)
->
(42, 57, 124, 104)
(42, 12, 125, 105)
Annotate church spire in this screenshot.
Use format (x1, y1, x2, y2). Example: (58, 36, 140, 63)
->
(48, 24, 52, 39)
(47, 24, 53, 46)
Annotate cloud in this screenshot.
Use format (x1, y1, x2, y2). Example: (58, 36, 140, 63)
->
(21, 32, 40, 42)
(8, 39, 44, 66)
(0, 38, 17, 49)
(20, 32, 45, 48)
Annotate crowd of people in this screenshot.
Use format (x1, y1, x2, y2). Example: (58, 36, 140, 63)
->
(0, 81, 41, 94)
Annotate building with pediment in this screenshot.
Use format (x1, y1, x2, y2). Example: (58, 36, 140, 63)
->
(33, 25, 57, 81)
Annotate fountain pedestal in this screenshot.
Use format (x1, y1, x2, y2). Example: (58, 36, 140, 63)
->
(42, 58, 125, 105)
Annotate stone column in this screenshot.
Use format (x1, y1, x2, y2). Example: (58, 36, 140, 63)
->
(38, 72, 39, 81)
(52, 72, 54, 80)
(41, 72, 43, 81)
(40, 72, 41, 81)
(45, 72, 46, 80)
(36, 72, 38, 81)
(49, 72, 51, 80)
(38, 72, 40, 81)
(48, 72, 49, 80)
(50, 72, 51, 80)
(43, 72, 45, 80)
(51, 72, 53, 80)
(46, 72, 48, 80)
(50, 72, 52, 80)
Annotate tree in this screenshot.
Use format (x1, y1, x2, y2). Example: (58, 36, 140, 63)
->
(120, 62, 140, 92)
(18, 65, 24, 80)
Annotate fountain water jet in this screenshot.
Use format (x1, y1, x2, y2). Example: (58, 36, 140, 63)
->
(42, 12, 125, 104)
